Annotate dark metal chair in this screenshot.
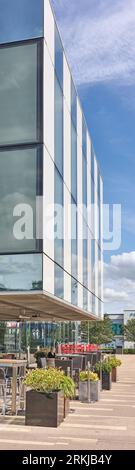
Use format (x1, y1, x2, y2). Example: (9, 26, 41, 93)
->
(55, 359, 73, 377)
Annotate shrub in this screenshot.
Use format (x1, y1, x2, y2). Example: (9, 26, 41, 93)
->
(24, 368, 75, 398)
(79, 371, 99, 382)
(107, 356, 122, 368)
(123, 349, 135, 354)
(94, 359, 113, 374)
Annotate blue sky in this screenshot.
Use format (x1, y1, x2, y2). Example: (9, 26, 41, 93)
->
(52, 0, 135, 313)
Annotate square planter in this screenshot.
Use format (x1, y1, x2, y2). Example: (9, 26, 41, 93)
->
(25, 390, 64, 427)
(64, 398, 70, 418)
(79, 381, 99, 402)
(102, 371, 111, 390)
(111, 367, 117, 382)
(90, 381, 99, 402)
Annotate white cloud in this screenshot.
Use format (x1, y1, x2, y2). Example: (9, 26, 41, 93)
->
(104, 251, 135, 313)
(52, 0, 135, 86)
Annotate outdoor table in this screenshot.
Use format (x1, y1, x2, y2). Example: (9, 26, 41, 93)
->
(0, 359, 27, 414)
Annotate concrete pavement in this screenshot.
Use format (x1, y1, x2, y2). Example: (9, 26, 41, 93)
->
(0, 355, 135, 450)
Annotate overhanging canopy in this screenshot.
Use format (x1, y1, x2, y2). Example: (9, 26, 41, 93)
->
(0, 291, 96, 322)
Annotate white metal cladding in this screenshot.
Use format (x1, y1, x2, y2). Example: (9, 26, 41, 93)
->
(44, 41, 54, 161)
(44, 0, 55, 65)
(43, 253, 54, 295)
(63, 55, 71, 113)
(64, 270, 71, 303)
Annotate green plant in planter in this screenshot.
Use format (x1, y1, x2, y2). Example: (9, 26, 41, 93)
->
(107, 356, 122, 368)
(59, 374, 76, 398)
(24, 368, 75, 398)
(94, 360, 113, 374)
(79, 371, 99, 382)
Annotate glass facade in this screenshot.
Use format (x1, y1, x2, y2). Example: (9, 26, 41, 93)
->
(71, 124, 77, 202)
(71, 200, 78, 305)
(0, 0, 44, 44)
(0, 0, 103, 318)
(54, 75, 63, 176)
(0, 41, 42, 145)
(55, 25, 63, 90)
(71, 80, 77, 130)
(0, 146, 42, 253)
(0, 254, 42, 291)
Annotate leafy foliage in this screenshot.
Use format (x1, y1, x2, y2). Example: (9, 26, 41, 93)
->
(80, 317, 114, 345)
(124, 319, 135, 346)
(107, 356, 122, 368)
(94, 359, 113, 374)
(24, 368, 75, 398)
(79, 370, 99, 382)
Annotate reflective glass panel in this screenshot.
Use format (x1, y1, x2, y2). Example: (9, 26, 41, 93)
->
(0, 0, 44, 44)
(0, 146, 42, 253)
(54, 263, 64, 299)
(55, 25, 63, 89)
(0, 41, 41, 145)
(54, 168, 63, 267)
(91, 145, 95, 181)
(71, 200, 78, 306)
(71, 80, 77, 129)
(71, 125, 77, 202)
(82, 117, 87, 157)
(91, 239, 95, 295)
(0, 254, 42, 291)
(83, 286, 88, 311)
(54, 76, 63, 175)
(71, 200, 77, 278)
(82, 154, 87, 207)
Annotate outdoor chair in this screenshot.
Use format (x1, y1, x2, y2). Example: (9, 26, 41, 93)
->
(55, 359, 73, 377)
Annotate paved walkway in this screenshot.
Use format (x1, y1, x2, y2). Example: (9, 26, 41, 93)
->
(0, 355, 135, 450)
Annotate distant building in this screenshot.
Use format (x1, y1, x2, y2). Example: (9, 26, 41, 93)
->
(106, 310, 135, 350)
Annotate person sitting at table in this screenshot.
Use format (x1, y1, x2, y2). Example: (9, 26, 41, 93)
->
(47, 347, 56, 358)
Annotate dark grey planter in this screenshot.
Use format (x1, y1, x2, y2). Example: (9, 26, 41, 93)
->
(102, 371, 111, 390)
(25, 390, 64, 427)
(79, 381, 99, 402)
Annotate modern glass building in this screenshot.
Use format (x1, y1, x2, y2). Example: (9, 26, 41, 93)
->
(0, 0, 103, 324)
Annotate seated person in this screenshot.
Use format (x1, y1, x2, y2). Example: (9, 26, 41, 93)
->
(47, 347, 56, 358)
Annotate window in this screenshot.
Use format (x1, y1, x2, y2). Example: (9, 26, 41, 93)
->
(0, 0, 44, 44)
(0, 253, 42, 291)
(0, 41, 42, 146)
(83, 286, 88, 311)
(54, 263, 64, 299)
(71, 199, 78, 305)
(71, 124, 77, 202)
(83, 221, 88, 309)
(91, 239, 95, 295)
(82, 117, 87, 157)
(0, 146, 42, 253)
(54, 168, 63, 267)
(55, 26, 63, 90)
(82, 154, 87, 207)
(54, 76, 63, 176)
(71, 80, 77, 129)
(91, 145, 95, 181)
